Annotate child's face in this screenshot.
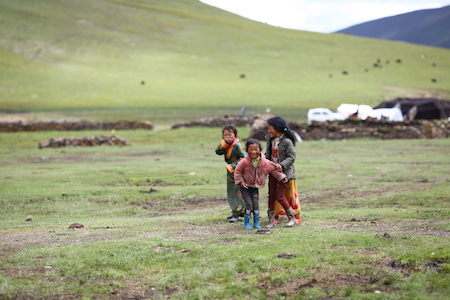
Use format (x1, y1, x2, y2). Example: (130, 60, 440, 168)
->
(222, 129, 236, 144)
(267, 124, 281, 138)
(247, 144, 261, 159)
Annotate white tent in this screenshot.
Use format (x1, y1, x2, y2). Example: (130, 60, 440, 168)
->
(369, 107, 404, 121)
(337, 103, 404, 121)
(337, 104, 373, 119)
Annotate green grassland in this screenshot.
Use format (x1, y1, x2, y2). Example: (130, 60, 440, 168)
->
(0, 127, 449, 299)
(1, 1, 450, 299)
(1, 0, 450, 124)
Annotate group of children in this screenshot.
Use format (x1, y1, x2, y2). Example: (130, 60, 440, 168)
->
(215, 116, 301, 229)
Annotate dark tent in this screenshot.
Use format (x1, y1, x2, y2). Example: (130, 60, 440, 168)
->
(374, 98, 450, 120)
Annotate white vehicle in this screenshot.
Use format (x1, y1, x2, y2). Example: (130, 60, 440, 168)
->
(307, 108, 345, 124)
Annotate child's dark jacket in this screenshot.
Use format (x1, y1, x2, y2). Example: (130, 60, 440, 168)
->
(234, 155, 286, 188)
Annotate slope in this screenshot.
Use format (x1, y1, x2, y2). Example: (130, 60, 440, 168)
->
(1, 0, 449, 122)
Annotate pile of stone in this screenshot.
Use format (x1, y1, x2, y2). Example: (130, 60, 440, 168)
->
(0, 120, 154, 132)
(171, 116, 254, 129)
(38, 135, 131, 148)
(250, 119, 450, 140)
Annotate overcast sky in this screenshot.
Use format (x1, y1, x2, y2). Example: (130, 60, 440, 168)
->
(199, 0, 450, 33)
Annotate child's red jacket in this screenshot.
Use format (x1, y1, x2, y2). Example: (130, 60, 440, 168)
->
(234, 154, 286, 188)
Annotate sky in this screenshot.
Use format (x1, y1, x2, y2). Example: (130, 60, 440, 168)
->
(199, 0, 450, 33)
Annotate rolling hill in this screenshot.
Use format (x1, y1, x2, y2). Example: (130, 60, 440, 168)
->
(1, 0, 449, 123)
(336, 5, 450, 49)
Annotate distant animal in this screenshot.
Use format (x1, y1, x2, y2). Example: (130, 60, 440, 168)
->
(342, 71, 348, 75)
(431, 78, 437, 83)
(141, 81, 145, 85)
(240, 74, 246, 78)
(396, 59, 402, 63)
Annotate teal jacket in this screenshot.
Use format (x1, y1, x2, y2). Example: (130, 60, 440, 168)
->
(215, 139, 246, 174)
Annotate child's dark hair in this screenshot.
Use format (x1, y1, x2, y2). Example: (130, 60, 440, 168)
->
(267, 116, 297, 146)
(245, 138, 262, 152)
(222, 124, 238, 137)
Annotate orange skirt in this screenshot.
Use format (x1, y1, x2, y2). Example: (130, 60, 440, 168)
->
(274, 179, 301, 224)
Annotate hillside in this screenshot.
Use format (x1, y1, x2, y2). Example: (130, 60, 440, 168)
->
(1, 0, 449, 123)
(336, 5, 450, 49)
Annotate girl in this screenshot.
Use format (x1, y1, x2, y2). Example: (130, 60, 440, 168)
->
(265, 116, 301, 227)
(215, 124, 246, 222)
(234, 139, 287, 229)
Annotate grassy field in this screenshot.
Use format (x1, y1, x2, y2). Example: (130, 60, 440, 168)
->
(0, 127, 449, 299)
(1, 0, 450, 124)
(1, 1, 449, 298)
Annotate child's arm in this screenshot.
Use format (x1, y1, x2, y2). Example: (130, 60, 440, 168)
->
(269, 161, 287, 182)
(215, 140, 229, 155)
(234, 160, 245, 186)
(279, 140, 296, 171)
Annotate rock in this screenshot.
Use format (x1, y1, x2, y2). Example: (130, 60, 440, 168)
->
(25, 215, 33, 221)
(0, 120, 154, 132)
(250, 119, 450, 141)
(255, 229, 272, 234)
(277, 252, 294, 259)
(140, 188, 158, 194)
(69, 223, 84, 229)
(38, 135, 131, 148)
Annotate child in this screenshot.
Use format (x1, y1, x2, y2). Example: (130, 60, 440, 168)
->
(215, 124, 246, 222)
(265, 116, 301, 227)
(234, 139, 287, 229)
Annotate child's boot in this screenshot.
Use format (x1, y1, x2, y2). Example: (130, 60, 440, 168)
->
(285, 207, 297, 227)
(266, 210, 275, 228)
(244, 216, 252, 229)
(244, 210, 252, 229)
(253, 210, 262, 229)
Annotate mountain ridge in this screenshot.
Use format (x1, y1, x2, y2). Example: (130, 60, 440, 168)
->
(336, 5, 450, 49)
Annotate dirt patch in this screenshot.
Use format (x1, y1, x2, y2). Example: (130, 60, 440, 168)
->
(129, 179, 178, 187)
(378, 258, 450, 275)
(257, 272, 373, 298)
(130, 196, 227, 214)
(324, 216, 450, 238)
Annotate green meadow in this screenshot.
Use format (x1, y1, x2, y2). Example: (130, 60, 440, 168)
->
(1, 0, 449, 299)
(1, 0, 449, 124)
(0, 128, 449, 299)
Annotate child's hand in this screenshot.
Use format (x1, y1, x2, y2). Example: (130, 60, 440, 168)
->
(224, 137, 234, 145)
(275, 164, 283, 172)
(240, 182, 248, 189)
(281, 178, 288, 184)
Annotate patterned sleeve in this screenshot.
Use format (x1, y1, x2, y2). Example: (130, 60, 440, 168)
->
(227, 143, 246, 171)
(215, 140, 228, 155)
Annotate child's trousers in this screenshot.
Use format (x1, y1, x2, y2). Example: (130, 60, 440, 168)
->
(239, 186, 259, 215)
